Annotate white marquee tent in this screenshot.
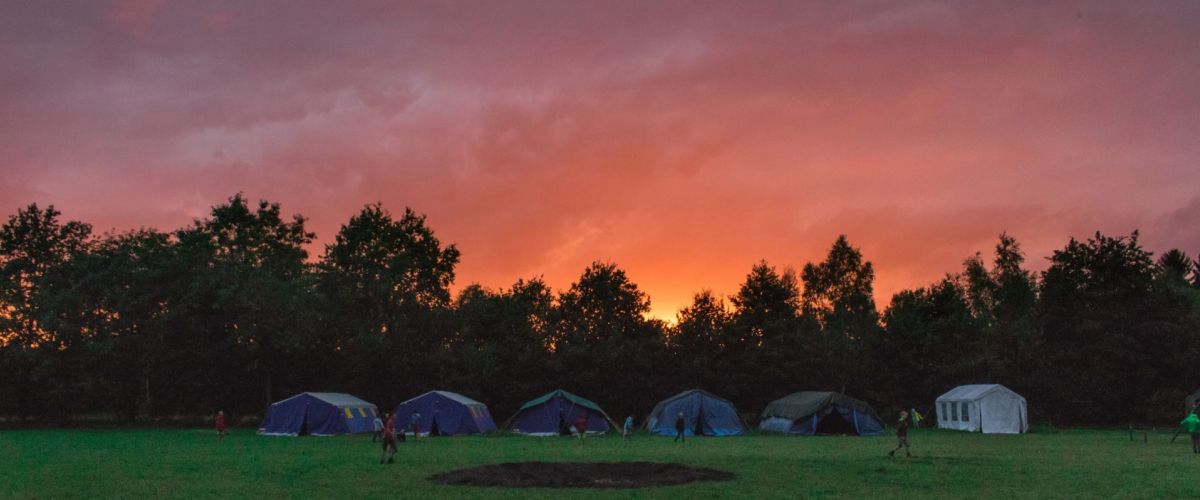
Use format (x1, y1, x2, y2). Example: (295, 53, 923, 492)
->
(935, 384, 1027, 434)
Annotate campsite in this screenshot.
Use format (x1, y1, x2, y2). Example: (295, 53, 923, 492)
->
(5, 1, 1200, 498)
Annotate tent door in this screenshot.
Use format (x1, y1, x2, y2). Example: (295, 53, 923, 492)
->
(813, 408, 856, 435)
(430, 418, 440, 436)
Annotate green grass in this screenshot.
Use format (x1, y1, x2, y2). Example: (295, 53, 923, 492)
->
(2, 428, 1198, 498)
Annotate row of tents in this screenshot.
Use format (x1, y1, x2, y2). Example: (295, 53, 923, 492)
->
(258, 385, 1028, 437)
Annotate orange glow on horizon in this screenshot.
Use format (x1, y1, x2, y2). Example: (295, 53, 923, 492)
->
(2, 2, 1198, 321)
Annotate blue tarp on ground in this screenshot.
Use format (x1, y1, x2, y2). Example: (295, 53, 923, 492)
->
(645, 389, 745, 437)
(508, 389, 614, 436)
(392, 390, 497, 436)
(258, 392, 378, 436)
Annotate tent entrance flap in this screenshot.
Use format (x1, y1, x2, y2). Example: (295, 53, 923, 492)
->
(813, 408, 857, 435)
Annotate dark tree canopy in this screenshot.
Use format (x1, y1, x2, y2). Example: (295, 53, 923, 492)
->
(2, 199, 1199, 427)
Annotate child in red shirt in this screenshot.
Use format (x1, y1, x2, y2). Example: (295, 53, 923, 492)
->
(380, 413, 398, 464)
(576, 413, 588, 439)
(215, 411, 227, 439)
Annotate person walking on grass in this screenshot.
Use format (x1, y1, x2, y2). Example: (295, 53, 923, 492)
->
(1181, 412, 1200, 454)
(623, 415, 634, 439)
(576, 413, 588, 439)
(215, 410, 227, 439)
(889, 410, 913, 458)
(674, 412, 686, 443)
(380, 412, 398, 464)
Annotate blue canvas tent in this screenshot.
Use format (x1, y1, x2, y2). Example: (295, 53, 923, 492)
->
(758, 391, 883, 436)
(392, 390, 497, 436)
(258, 392, 378, 436)
(508, 389, 616, 436)
(645, 389, 745, 437)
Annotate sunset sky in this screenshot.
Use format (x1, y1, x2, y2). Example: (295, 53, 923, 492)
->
(2, 1, 1198, 320)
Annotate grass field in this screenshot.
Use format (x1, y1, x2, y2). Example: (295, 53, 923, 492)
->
(2, 428, 1198, 498)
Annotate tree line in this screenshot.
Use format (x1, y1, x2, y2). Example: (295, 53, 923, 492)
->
(2, 195, 1199, 426)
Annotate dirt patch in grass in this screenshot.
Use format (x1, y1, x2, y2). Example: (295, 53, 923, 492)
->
(430, 461, 734, 488)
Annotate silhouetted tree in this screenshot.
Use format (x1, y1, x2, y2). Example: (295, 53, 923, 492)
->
(551, 262, 665, 419)
(176, 194, 315, 409)
(1158, 249, 1195, 284)
(726, 261, 804, 410)
(669, 290, 733, 395)
(0, 204, 91, 418)
(801, 236, 880, 394)
(317, 203, 459, 406)
(1037, 231, 1195, 423)
(880, 277, 978, 407)
(449, 278, 553, 417)
(36, 230, 178, 420)
(4, 199, 1200, 427)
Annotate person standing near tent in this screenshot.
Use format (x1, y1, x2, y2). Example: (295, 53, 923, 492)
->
(372, 414, 383, 442)
(411, 412, 422, 439)
(380, 412, 398, 464)
(889, 410, 913, 457)
(573, 410, 588, 438)
(674, 412, 686, 443)
(623, 415, 634, 439)
(215, 410, 227, 439)
(1181, 412, 1200, 454)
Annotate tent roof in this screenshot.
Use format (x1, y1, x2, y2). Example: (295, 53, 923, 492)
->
(403, 390, 488, 408)
(761, 391, 879, 420)
(303, 392, 376, 408)
(518, 389, 604, 413)
(936, 384, 1023, 402)
(654, 389, 737, 409)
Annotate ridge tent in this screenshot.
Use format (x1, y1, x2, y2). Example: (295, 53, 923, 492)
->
(392, 390, 497, 436)
(936, 384, 1028, 434)
(759, 391, 883, 436)
(258, 392, 378, 436)
(508, 389, 616, 436)
(644, 389, 744, 437)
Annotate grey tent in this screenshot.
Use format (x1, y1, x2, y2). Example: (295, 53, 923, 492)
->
(759, 391, 884, 436)
(936, 384, 1027, 434)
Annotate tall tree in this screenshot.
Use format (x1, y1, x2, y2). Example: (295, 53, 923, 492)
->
(37, 230, 179, 419)
(728, 261, 803, 409)
(0, 204, 91, 417)
(959, 233, 1039, 382)
(317, 203, 459, 406)
(670, 290, 733, 394)
(880, 278, 978, 407)
(730, 261, 800, 346)
(1158, 249, 1195, 284)
(449, 278, 553, 417)
(551, 262, 665, 419)
(1037, 231, 1182, 424)
(177, 194, 315, 409)
(801, 236, 879, 394)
